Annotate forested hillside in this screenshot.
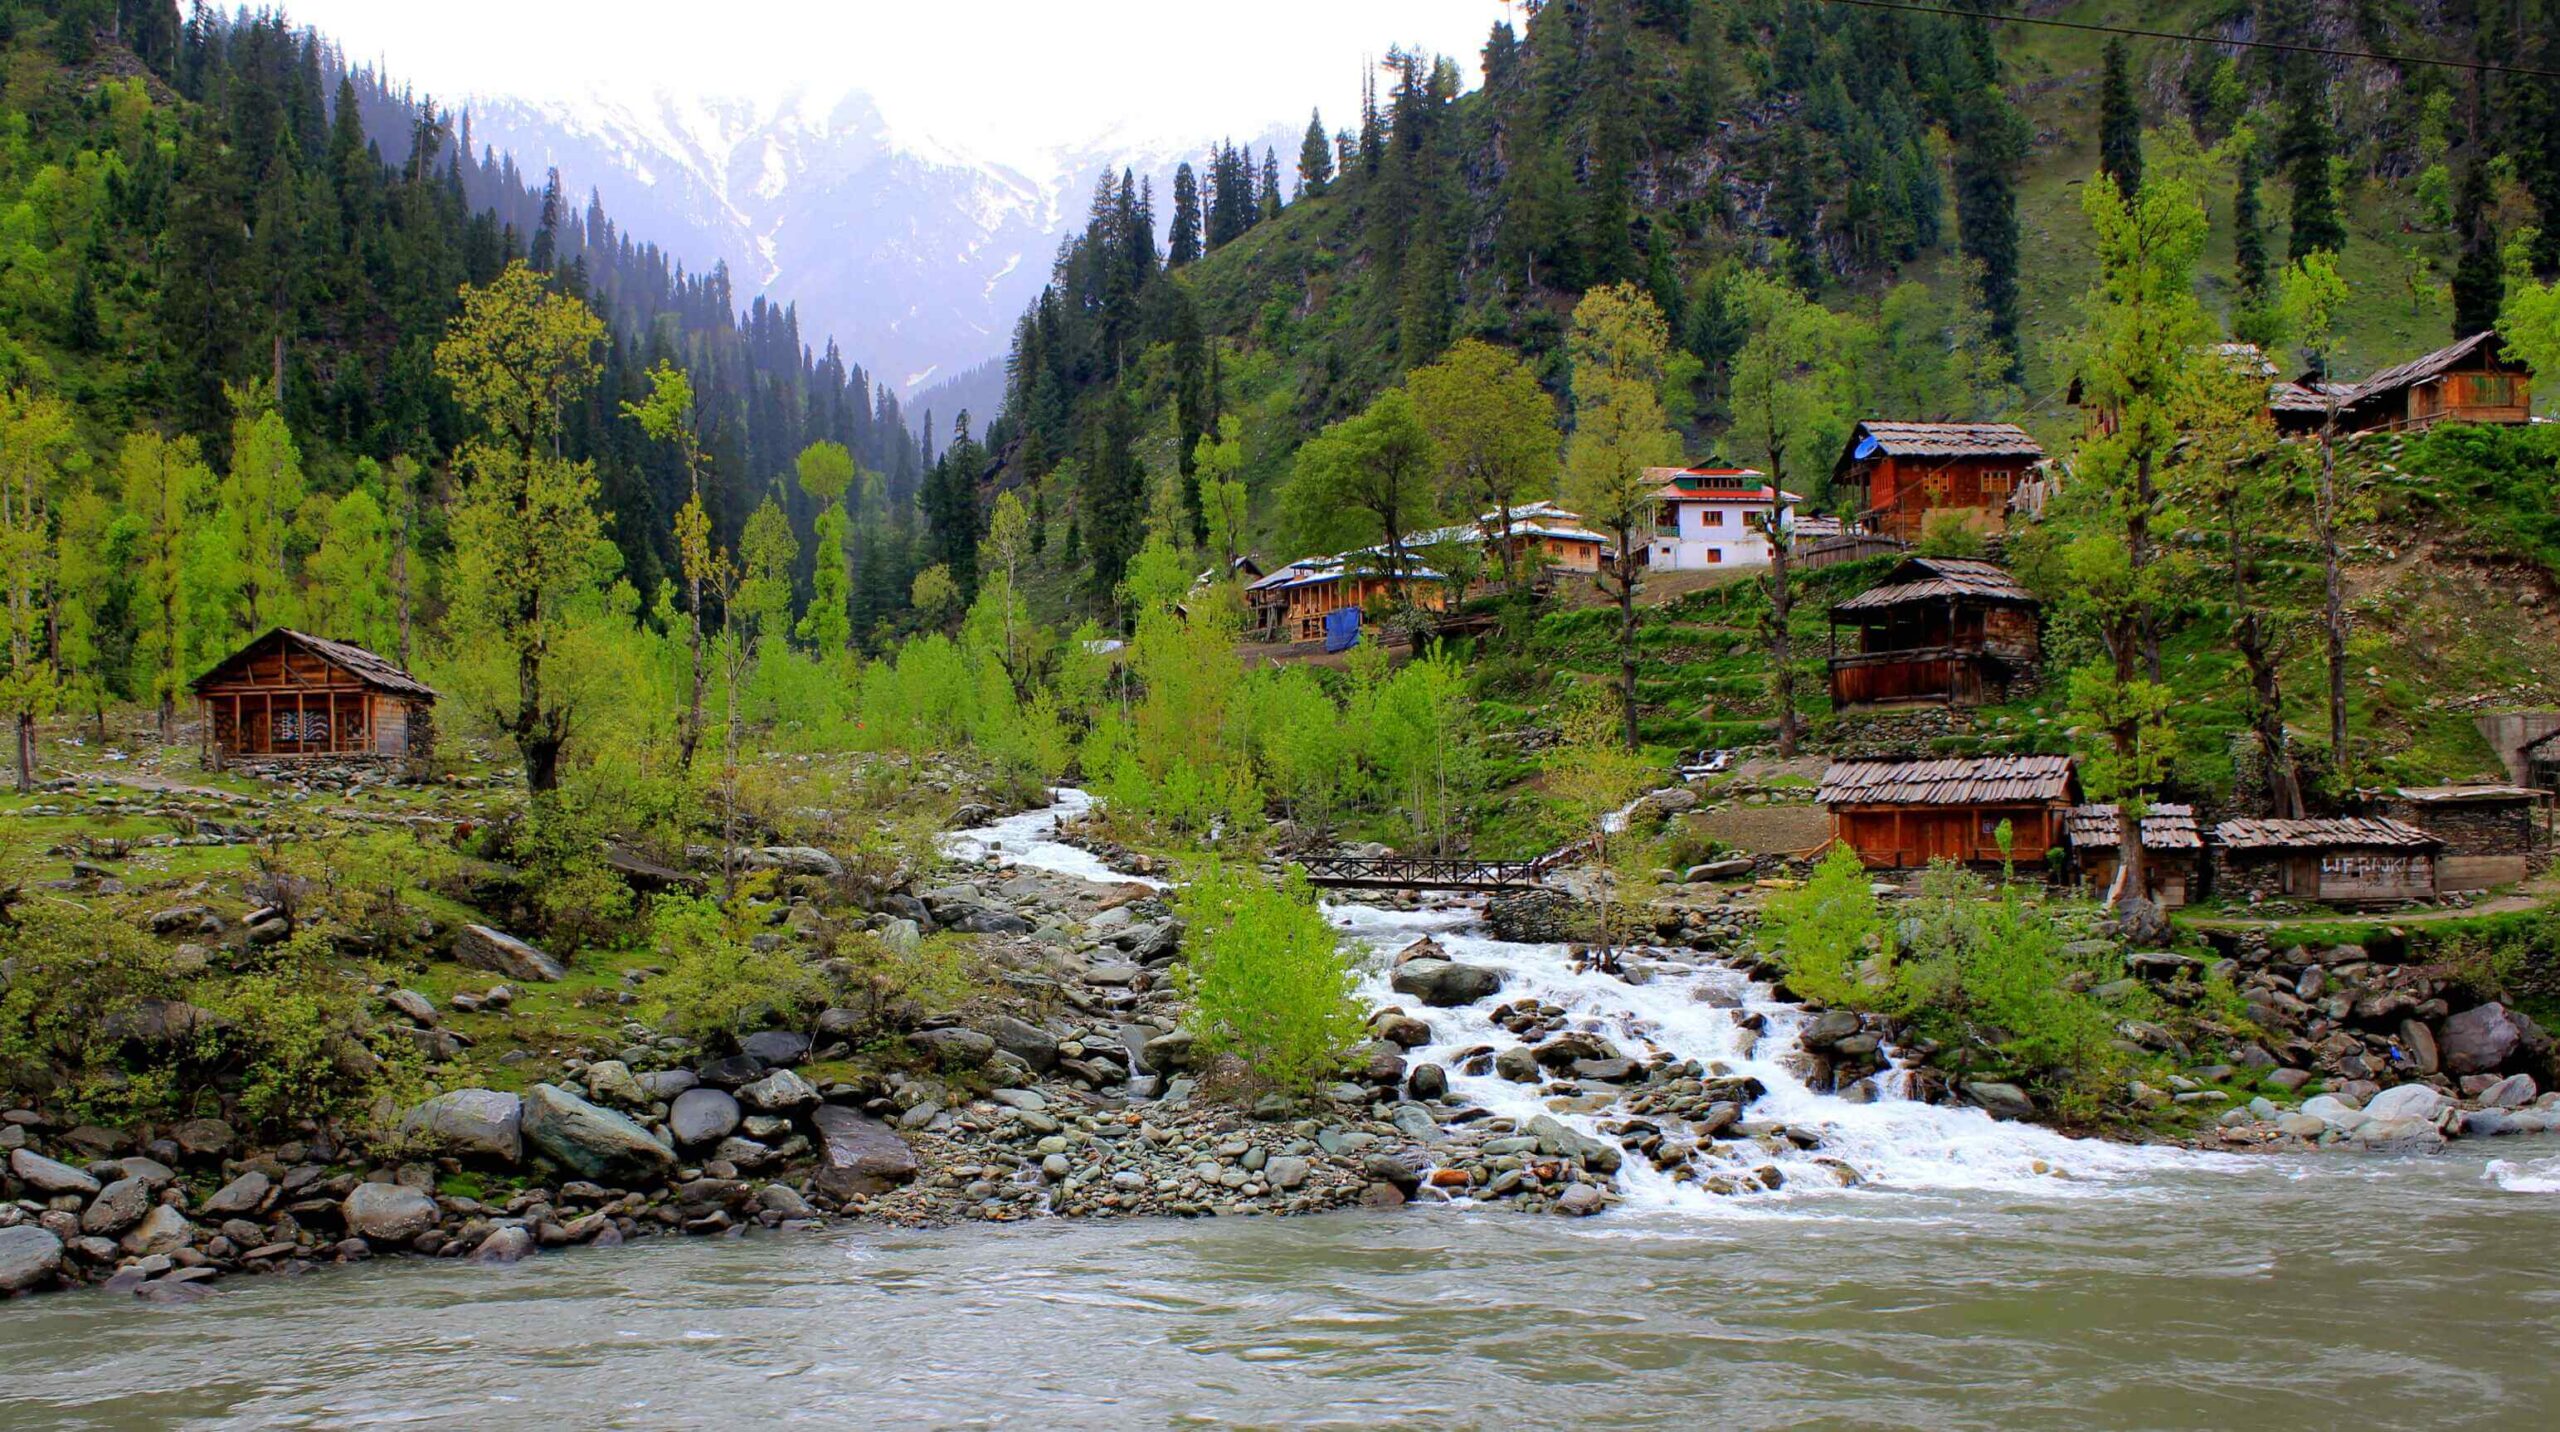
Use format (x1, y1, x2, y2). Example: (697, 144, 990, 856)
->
(984, 0, 2560, 602)
(0, 0, 926, 673)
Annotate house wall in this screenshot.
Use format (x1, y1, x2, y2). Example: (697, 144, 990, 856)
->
(2379, 799, 2538, 857)
(2214, 848, 2437, 902)
(1853, 456, 2032, 542)
(1832, 802, 2058, 868)
(1650, 499, 1786, 570)
(2076, 850, 2199, 908)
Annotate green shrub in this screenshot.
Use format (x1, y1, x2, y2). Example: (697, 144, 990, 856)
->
(644, 891, 826, 1048)
(192, 931, 406, 1131)
(1174, 859, 1365, 1094)
(0, 897, 187, 1101)
(1757, 844, 1904, 1010)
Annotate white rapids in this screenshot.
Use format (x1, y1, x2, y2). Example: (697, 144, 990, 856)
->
(951, 790, 2229, 1211)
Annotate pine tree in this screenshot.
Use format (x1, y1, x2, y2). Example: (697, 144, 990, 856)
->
(1259, 147, 1282, 222)
(1297, 109, 1333, 195)
(2233, 139, 2270, 308)
(2451, 153, 2504, 337)
(2098, 39, 2144, 200)
(1774, 125, 1823, 294)
(1953, 63, 2029, 376)
(1168, 162, 1203, 267)
(2280, 74, 2345, 258)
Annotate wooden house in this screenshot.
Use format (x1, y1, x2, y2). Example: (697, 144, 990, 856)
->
(1243, 549, 1447, 644)
(2333, 331, 2532, 435)
(2210, 817, 2441, 904)
(1818, 755, 2078, 869)
(193, 628, 436, 764)
(1416, 501, 1610, 580)
(1827, 556, 2040, 712)
(2062, 802, 2202, 907)
(2377, 785, 2549, 890)
(1831, 422, 2046, 543)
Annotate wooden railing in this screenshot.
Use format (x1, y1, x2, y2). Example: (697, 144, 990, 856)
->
(1298, 834, 1600, 891)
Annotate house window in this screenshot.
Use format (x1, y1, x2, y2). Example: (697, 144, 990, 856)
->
(1707, 548, 1723, 564)
(1981, 469, 2013, 492)
(1704, 509, 1725, 527)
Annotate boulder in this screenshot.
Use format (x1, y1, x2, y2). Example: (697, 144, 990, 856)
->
(737, 1067, 819, 1114)
(399, 1089, 525, 1164)
(1494, 1046, 1541, 1083)
(119, 1205, 194, 1258)
(583, 1060, 648, 1108)
(1554, 1183, 1607, 1217)
(1370, 1011, 1433, 1049)
(1533, 1031, 1624, 1068)
(9, 1148, 101, 1197)
(172, 1118, 235, 1160)
(386, 989, 438, 1026)
(669, 1088, 743, 1148)
(1138, 1029, 1195, 1073)
(635, 1069, 701, 1102)
(102, 998, 226, 1049)
(1408, 1064, 1449, 1101)
(455, 925, 567, 983)
(343, 1182, 439, 1243)
(1389, 959, 1504, 1008)
(520, 1083, 677, 1184)
(2363, 1083, 2448, 1122)
(738, 1030, 812, 1067)
(1962, 1081, 2037, 1122)
(909, 1027, 997, 1068)
(696, 1055, 767, 1089)
(948, 906, 1034, 935)
(0, 1226, 63, 1294)
(2478, 1073, 2539, 1109)
(1681, 857, 1755, 883)
(2441, 1003, 2535, 1076)
(473, 1225, 537, 1265)
(978, 1015, 1059, 1072)
(810, 1106, 918, 1199)
(201, 1170, 273, 1218)
(80, 1177, 152, 1235)
(741, 846, 843, 879)
(1525, 1114, 1623, 1174)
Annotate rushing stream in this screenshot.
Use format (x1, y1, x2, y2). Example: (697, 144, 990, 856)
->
(8, 792, 2560, 1428)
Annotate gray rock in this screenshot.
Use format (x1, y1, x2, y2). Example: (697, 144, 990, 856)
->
(669, 1088, 743, 1148)
(0, 1226, 64, 1293)
(1553, 1184, 1606, 1217)
(1495, 1046, 1541, 1083)
(2364, 1083, 2448, 1122)
(911, 1027, 998, 1068)
(172, 1119, 235, 1160)
(201, 1170, 272, 1218)
(636, 1069, 700, 1101)
(583, 1060, 648, 1108)
(1408, 1063, 1448, 1101)
(1139, 1029, 1195, 1073)
(1389, 959, 1504, 1008)
(738, 1030, 812, 1067)
(399, 1089, 525, 1164)
(9, 1148, 101, 1197)
(738, 1067, 819, 1113)
(387, 989, 438, 1026)
(696, 1055, 767, 1089)
(1525, 1114, 1623, 1174)
(80, 1177, 152, 1235)
(342, 1182, 439, 1243)
(473, 1225, 536, 1265)
(979, 1015, 1059, 1072)
(742, 846, 843, 878)
(1799, 1009, 1863, 1052)
(811, 1106, 918, 1199)
(2442, 1003, 2535, 1076)
(2479, 1073, 2539, 1108)
(119, 1205, 194, 1257)
(2275, 1113, 2330, 1138)
(455, 925, 567, 983)
(1267, 1155, 1312, 1190)
(1962, 1081, 2037, 1122)
(758, 1183, 815, 1219)
(949, 907, 1034, 935)
(520, 1083, 678, 1183)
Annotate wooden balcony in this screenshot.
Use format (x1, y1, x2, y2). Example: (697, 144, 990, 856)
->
(1828, 644, 2011, 711)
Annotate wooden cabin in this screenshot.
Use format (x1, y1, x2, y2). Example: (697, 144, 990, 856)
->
(2378, 785, 2549, 890)
(2333, 331, 2532, 435)
(1827, 556, 2040, 712)
(1819, 755, 2077, 869)
(1243, 550, 1447, 644)
(1831, 422, 2045, 544)
(2210, 817, 2441, 904)
(193, 628, 436, 764)
(2063, 802, 2202, 908)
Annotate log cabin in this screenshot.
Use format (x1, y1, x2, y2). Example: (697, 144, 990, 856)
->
(1818, 755, 2078, 869)
(1830, 422, 2045, 543)
(193, 628, 436, 765)
(2062, 802, 2202, 907)
(1827, 556, 2040, 712)
(2210, 817, 2442, 904)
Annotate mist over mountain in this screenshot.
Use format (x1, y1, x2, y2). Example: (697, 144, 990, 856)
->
(458, 87, 1294, 405)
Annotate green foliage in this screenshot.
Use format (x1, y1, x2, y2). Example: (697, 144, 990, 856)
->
(1758, 844, 1904, 1010)
(644, 889, 827, 1048)
(192, 930, 401, 1132)
(1174, 859, 1365, 1094)
(1893, 867, 2119, 1088)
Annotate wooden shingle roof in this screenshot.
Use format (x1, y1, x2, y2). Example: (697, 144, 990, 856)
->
(2347, 331, 2507, 401)
(191, 628, 437, 701)
(1847, 422, 2046, 461)
(2213, 816, 2440, 852)
(1833, 556, 2035, 613)
(2064, 802, 2202, 851)
(1819, 755, 2076, 807)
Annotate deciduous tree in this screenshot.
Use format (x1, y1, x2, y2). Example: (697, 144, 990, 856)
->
(1561, 283, 1681, 749)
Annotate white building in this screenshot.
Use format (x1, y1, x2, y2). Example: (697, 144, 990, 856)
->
(1642, 467, 1802, 570)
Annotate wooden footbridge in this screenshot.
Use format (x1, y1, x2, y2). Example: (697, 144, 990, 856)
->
(1298, 835, 1599, 893)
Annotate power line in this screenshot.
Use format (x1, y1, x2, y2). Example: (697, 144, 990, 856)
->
(1813, 0, 2560, 82)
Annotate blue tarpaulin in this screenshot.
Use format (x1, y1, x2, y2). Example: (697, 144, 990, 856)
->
(1323, 608, 1362, 653)
(1852, 433, 1880, 460)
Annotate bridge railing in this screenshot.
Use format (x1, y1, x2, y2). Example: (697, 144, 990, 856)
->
(1297, 833, 1601, 890)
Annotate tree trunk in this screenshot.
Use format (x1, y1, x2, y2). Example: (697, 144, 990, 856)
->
(1768, 500, 1797, 757)
(2110, 632, 2146, 905)
(2227, 505, 2302, 817)
(2317, 415, 2349, 779)
(12, 711, 33, 794)
(158, 694, 174, 743)
(2133, 448, 2160, 683)
(1616, 530, 1640, 750)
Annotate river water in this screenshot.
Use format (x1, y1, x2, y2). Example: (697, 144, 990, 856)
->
(9, 793, 2560, 1429)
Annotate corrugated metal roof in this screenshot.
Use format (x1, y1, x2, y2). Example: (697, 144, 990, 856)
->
(192, 627, 437, 701)
(1844, 422, 2046, 461)
(2064, 802, 2202, 851)
(1832, 556, 2036, 613)
(2347, 330, 2506, 401)
(2213, 816, 2442, 851)
(1818, 755, 2077, 807)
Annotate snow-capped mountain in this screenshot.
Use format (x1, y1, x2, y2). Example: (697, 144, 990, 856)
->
(461, 87, 1288, 404)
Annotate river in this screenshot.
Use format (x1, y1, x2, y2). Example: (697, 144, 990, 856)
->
(8, 793, 2560, 1429)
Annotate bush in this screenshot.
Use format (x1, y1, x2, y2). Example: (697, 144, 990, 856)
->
(192, 931, 407, 1131)
(1894, 865, 2121, 1093)
(644, 890, 826, 1048)
(0, 897, 188, 1103)
(1757, 844, 1904, 1010)
(1174, 860, 1365, 1094)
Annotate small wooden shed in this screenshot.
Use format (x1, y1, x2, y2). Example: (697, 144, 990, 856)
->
(1827, 556, 2041, 712)
(1819, 755, 2078, 869)
(2377, 785, 2549, 890)
(2334, 331, 2532, 435)
(2062, 802, 2202, 907)
(193, 628, 437, 764)
(2210, 817, 2441, 905)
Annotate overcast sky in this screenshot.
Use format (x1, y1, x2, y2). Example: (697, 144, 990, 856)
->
(287, 0, 1516, 165)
